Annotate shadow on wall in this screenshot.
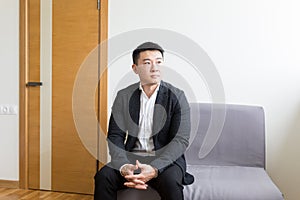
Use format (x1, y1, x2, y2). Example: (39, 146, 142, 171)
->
(274, 104, 300, 200)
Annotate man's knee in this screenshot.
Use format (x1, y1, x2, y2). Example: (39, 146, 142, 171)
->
(95, 165, 119, 183)
(153, 165, 184, 195)
(159, 165, 183, 182)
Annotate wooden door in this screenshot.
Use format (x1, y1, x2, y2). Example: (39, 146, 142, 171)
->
(20, 0, 108, 194)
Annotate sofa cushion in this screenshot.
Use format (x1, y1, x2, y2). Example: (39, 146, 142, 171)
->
(117, 165, 283, 200)
(184, 165, 283, 200)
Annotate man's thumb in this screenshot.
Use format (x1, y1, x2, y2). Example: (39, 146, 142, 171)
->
(136, 160, 142, 167)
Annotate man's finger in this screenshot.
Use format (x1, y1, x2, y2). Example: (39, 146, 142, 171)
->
(124, 178, 145, 185)
(124, 182, 148, 190)
(134, 184, 148, 190)
(125, 174, 145, 180)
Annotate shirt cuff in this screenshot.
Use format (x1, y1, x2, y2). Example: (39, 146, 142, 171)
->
(119, 164, 127, 176)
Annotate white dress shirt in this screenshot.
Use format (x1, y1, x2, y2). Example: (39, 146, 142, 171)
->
(132, 83, 160, 156)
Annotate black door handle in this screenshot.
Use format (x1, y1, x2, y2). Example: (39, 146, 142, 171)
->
(26, 82, 43, 87)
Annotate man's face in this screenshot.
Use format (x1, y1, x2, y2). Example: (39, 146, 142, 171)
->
(132, 50, 163, 86)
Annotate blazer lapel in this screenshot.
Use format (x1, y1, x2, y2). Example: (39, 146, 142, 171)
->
(152, 83, 169, 140)
(128, 87, 141, 137)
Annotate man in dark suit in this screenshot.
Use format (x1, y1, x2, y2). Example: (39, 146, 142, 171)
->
(94, 42, 194, 200)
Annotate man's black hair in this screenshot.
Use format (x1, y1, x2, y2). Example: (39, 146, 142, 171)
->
(132, 42, 164, 65)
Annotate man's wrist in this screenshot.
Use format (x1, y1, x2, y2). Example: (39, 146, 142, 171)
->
(119, 164, 127, 176)
(152, 166, 158, 178)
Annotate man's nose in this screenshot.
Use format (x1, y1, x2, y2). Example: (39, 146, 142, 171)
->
(151, 63, 159, 71)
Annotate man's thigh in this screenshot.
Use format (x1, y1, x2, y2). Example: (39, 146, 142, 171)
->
(94, 164, 127, 189)
(148, 164, 184, 199)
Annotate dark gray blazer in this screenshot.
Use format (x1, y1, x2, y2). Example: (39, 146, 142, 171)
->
(107, 81, 194, 185)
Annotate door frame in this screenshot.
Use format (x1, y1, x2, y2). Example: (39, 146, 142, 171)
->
(19, 0, 108, 189)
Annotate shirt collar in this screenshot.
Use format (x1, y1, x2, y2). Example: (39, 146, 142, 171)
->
(139, 82, 160, 97)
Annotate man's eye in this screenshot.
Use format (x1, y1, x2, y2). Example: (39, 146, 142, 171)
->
(144, 62, 151, 65)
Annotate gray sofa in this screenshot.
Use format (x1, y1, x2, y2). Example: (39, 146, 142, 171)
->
(118, 103, 284, 200)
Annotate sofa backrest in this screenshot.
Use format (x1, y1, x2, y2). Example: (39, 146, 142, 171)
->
(185, 103, 265, 168)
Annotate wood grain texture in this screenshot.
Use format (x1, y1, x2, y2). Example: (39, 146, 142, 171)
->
(19, 0, 109, 194)
(27, 0, 41, 190)
(0, 180, 19, 189)
(98, 0, 108, 167)
(19, 0, 29, 189)
(52, 0, 100, 194)
(0, 188, 92, 200)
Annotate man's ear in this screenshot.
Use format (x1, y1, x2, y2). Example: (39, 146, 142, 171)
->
(132, 64, 138, 74)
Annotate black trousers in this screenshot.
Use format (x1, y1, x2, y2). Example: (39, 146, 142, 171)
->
(94, 164, 184, 200)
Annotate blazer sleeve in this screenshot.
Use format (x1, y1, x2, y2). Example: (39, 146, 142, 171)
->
(107, 91, 130, 169)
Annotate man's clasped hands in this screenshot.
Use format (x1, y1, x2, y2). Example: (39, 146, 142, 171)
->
(120, 160, 158, 190)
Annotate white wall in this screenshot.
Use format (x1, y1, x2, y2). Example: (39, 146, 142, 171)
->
(109, 0, 300, 199)
(0, 0, 19, 181)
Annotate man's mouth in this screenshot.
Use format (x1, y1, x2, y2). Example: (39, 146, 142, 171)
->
(151, 75, 160, 78)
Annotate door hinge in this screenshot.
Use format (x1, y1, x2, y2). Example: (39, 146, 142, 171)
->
(97, 0, 100, 10)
